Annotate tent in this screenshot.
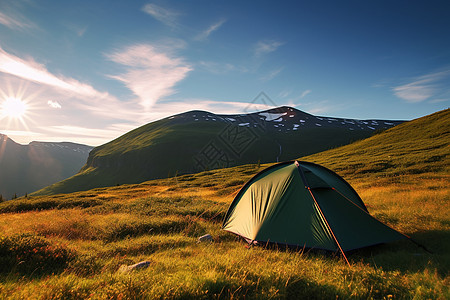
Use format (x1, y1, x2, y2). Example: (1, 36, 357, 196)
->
(222, 161, 408, 264)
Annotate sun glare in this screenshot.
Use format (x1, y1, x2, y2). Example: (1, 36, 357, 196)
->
(2, 97, 28, 119)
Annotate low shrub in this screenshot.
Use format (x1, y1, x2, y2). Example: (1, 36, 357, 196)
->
(0, 233, 73, 276)
(0, 198, 102, 213)
(102, 216, 206, 242)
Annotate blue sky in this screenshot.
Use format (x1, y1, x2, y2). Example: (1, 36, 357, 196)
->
(0, 0, 449, 145)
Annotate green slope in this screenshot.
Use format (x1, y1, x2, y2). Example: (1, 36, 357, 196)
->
(301, 108, 450, 179)
(34, 119, 228, 195)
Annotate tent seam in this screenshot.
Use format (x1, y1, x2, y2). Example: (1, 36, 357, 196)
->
(296, 161, 351, 266)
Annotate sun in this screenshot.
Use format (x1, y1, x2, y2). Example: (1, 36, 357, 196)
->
(1, 97, 28, 119)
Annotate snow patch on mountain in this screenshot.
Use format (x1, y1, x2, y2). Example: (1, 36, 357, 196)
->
(171, 106, 403, 135)
(259, 112, 288, 121)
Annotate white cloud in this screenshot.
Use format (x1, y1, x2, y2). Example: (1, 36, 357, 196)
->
(151, 99, 274, 117)
(254, 40, 283, 57)
(393, 82, 435, 103)
(47, 124, 135, 140)
(0, 46, 288, 147)
(0, 10, 34, 31)
(429, 98, 449, 104)
(76, 26, 88, 37)
(0, 48, 146, 146)
(259, 68, 283, 82)
(142, 3, 179, 28)
(198, 61, 247, 74)
(64, 23, 88, 37)
(300, 90, 312, 98)
(106, 43, 192, 109)
(393, 69, 450, 103)
(6, 124, 133, 146)
(302, 100, 334, 115)
(0, 47, 110, 99)
(278, 90, 292, 99)
(0, 129, 41, 137)
(47, 100, 61, 109)
(195, 19, 226, 41)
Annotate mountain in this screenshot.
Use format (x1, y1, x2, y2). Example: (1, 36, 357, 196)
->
(34, 106, 403, 195)
(0, 135, 92, 199)
(302, 108, 449, 179)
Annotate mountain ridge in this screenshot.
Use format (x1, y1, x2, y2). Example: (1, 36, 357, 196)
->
(88, 106, 404, 159)
(0, 134, 93, 198)
(33, 106, 404, 195)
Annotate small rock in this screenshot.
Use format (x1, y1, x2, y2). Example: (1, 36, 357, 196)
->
(117, 260, 151, 273)
(197, 234, 213, 243)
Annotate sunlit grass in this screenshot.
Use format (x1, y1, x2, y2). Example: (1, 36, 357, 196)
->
(0, 169, 448, 298)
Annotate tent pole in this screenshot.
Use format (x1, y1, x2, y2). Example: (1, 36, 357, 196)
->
(295, 162, 351, 266)
(307, 187, 351, 267)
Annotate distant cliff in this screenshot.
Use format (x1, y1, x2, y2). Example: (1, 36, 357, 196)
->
(0, 135, 92, 198)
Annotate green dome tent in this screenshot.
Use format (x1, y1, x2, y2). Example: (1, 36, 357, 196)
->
(222, 161, 409, 264)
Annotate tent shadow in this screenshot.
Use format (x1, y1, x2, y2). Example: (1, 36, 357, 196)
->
(244, 229, 449, 277)
(347, 229, 449, 276)
(285, 276, 344, 299)
(247, 239, 344, 261)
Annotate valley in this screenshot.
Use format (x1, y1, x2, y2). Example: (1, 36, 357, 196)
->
(0, 136, 92, 199)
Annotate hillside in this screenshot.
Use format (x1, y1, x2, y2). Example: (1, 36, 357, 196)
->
(0, 110, 448, 299)
(0, 135, 92, 199)
(34, 106, 402, 195)
(301, 108, 450, 179)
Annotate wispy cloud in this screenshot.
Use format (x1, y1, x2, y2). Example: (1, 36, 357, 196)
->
(0, 48, 147, 145)
(259, 67, 283, 81)
(0, 129, 41, 141)
(300, 89, 312, 98)
(195, 19, 226, 41)
(299, 100, 336, 115)
(198, 61, 247, 74)
(47, 100, 61, 109)
(142, 3, 179, 28)
(76, 26, 88, 37)
(278, 90, 292, 99)
(393, 69, 450, 103)
(45, 124, 136, 143)
(106, 43, 192, 109)
(64, 23, 88, 37)
(429, 98, 449, 104)
(0, 10, 35, 31)
(254, 40, 283, 57)
(0, 47, 110, 99)
(154, 99, 274, 116)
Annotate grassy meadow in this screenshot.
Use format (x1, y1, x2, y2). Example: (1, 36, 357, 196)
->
(1, 109, 449, 299)
(0, 162, 448, 299)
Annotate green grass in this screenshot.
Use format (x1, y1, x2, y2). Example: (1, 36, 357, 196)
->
(0, 166, 448, 298)
(0, 109, 448, 298)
